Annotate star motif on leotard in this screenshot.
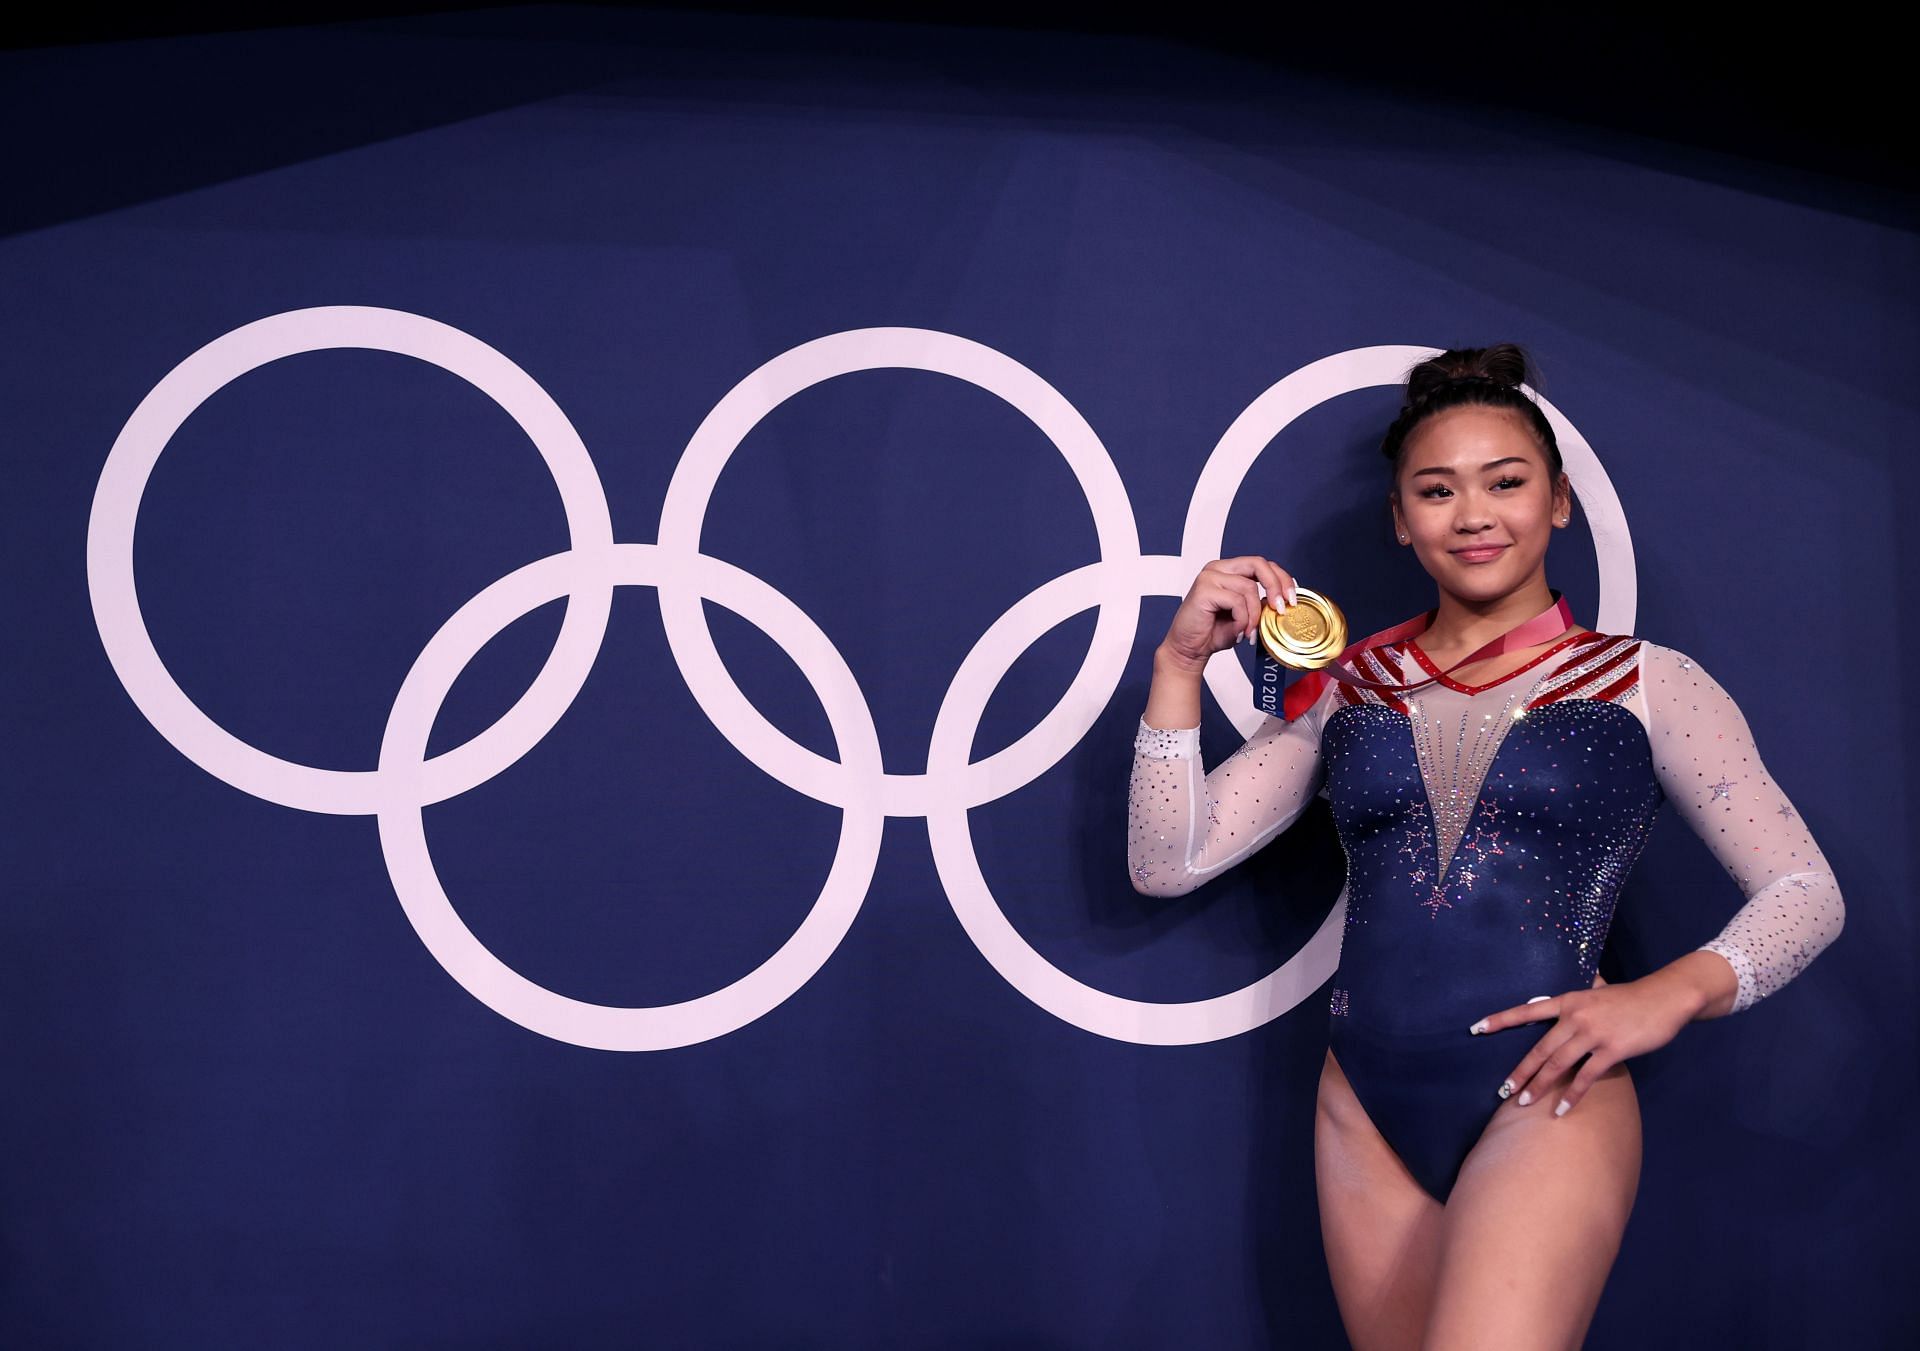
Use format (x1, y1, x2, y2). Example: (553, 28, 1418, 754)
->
(1709, 777, 1736, 801)
(1676, 655, 1695, 671)
(1777, 803, 1796, 821)
(1205, 794, 1221, 827)
(1132, 863, 1154, 885)
(1463, 823, 1506, 859)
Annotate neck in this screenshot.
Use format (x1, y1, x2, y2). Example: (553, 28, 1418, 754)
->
(1421, 578, 1566, 654)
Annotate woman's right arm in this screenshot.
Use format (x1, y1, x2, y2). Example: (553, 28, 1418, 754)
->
(1126, 557, 1332, 898)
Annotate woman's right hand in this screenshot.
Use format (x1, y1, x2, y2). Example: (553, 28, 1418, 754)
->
(1159, 556, 1300, 671)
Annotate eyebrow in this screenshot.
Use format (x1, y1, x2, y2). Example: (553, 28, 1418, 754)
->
(1410, 456, 1531, 478)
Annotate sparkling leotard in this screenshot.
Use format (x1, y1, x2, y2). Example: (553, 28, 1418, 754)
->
(1126, 630, 1845, 1202)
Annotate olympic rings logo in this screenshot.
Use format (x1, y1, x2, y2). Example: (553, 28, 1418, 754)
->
(86, 307, 1638, 1051)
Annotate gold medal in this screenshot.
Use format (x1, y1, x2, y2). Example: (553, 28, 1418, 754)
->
(1258, 586, 1348, 670)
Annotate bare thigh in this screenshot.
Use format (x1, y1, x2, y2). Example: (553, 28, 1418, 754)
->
(1314, 1048, 1446, 1351)
(1421, 1057, 1642, 1351)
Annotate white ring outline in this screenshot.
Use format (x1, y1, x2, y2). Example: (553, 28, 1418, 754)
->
(86, 306, 617, 815)
(377, 546, 885, 1050)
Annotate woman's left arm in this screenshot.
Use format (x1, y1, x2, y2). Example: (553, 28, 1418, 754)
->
(1638, 641, 1847, 1015)
(1470, 641, 1846, 1115)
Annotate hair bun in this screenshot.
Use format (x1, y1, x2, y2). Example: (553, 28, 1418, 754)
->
(1402, 343, 1533, 409)
(1380, 342, 1562, 478)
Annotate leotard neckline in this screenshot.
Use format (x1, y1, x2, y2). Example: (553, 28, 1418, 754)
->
(1403, 628, 1601, 695)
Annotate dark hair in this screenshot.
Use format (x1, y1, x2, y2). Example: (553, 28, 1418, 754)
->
(1379, 343, 1563, 484)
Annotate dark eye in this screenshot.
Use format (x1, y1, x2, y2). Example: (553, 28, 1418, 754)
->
(1419, 475, 1525, 499)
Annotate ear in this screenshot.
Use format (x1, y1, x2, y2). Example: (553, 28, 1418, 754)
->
(1553, 472, 1573, 523)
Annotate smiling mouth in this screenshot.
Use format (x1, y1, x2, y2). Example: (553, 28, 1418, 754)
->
(1451, 544, 1510, 561)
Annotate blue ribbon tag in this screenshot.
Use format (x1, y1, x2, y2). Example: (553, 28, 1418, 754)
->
(1240, 630, 1291, 720)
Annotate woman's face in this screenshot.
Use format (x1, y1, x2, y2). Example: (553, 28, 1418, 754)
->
(1388, 405, 1571, 605)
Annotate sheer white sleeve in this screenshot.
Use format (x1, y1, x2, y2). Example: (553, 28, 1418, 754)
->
(1641, 643, 1845, 1014)
(1125, 679, 1337, 898)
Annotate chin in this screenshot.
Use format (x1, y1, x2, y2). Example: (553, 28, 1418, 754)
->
(1446, 562, 1526, 594)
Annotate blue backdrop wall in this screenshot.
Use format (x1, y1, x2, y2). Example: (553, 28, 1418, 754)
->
(3, 7, 1913, 1347)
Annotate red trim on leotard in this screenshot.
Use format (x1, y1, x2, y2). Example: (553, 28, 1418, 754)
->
(1404, 628, 1596, 695)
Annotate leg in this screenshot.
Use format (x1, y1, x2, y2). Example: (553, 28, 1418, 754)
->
(1315, 1048, 1446, 1351)
(1419, 1056, 1642, 1351)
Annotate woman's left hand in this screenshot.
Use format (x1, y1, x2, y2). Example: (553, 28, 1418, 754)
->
(1469, 971, 1695, 1117)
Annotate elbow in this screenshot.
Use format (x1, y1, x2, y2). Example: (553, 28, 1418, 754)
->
(1816, 870, 1847, 945)
(1128, 864, 1198, 900)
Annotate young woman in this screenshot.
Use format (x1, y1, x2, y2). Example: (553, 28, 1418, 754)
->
(1126, 344, 1845, 1350)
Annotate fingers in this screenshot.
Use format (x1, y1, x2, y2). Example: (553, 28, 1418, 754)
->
(1505, 1013, 1608, 1114)
(1467, 993, 1558, 1037)
(1201, 566, 1251, 632)
(1552, 1050, 1617, 1117)
(1477, 994, 1573, 1108)
(1225, 586, 1250, 638)
(1251, 558, 1298, 612)
(1187, 562, 1243, 648)
(1497, 1021, 1584, 1109)
(1527, 1034, 1602, 1117)
(1477, 983, 1628, 1116)
(1210, 557, 1299, 639)
(1230, 575, 1262, 641)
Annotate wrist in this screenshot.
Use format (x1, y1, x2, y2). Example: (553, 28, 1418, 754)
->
(1650, 951, 1734, 1022)
(1155, 641, 1209, 677)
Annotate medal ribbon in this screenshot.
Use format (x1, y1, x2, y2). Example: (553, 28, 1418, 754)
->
(1278, 589, 1576, 721)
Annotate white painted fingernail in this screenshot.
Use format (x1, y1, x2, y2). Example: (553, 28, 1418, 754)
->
(1517, 1090, 1533, 1106)
(1497, 1079, 1514, 1099)
(1555, 1099, 1571, 1117)
(1468, 1018, 1488, 1035)
(1527, 995, 1551, 1004)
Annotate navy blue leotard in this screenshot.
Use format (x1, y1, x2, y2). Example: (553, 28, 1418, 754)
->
(1128, 629, 1844, 1204)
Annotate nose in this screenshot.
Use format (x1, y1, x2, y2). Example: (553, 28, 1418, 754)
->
(1454, 506, 1496, 533)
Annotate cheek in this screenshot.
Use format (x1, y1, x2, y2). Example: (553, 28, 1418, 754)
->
(1508, 497, 1554, 533)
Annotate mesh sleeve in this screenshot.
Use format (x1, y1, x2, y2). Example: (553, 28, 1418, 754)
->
(1641, 642, 1846, 1014)
(1125, 680, 1335, 898)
